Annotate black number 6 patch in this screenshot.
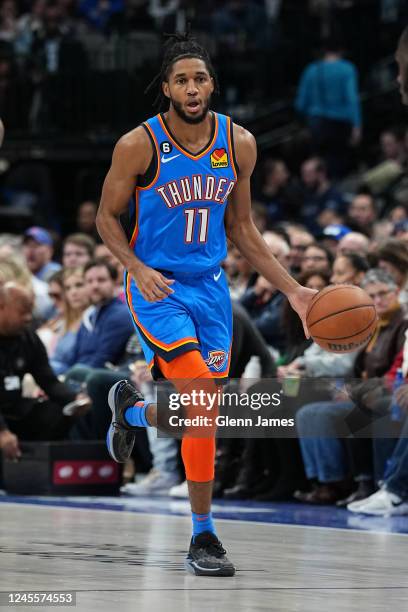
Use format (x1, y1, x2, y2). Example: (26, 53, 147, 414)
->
(160, 141, 173, 154)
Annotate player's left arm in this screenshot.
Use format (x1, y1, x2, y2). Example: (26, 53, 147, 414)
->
(225, 124, 316, 337)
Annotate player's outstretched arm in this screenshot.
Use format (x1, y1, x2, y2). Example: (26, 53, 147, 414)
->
(96, 128, 174, 302)
(225, 124, 316, 337)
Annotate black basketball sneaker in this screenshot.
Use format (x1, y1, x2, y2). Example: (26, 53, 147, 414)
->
(106, 380, 144, 463)
(184, 531, 236, 577)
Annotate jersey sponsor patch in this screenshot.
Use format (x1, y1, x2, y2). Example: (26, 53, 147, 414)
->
(210, 148, 229, 169)
(205, 349, 227, 371)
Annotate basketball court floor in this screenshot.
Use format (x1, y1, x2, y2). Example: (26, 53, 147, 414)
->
(0, 494, 407, 611)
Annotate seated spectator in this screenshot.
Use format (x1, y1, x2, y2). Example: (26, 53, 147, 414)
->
(284, 224, 314, 274)
(299, 157, 347, 234)
(380, 127, 406, 166)
(377, 238, 408, 311)
(227, 245, 256, 300)
(337, 231, 370, 255)
(393, 219, 408, 244)
(62, 233, 95, 268)
(251, 201, 268, 234)
(245, 270, 330, 503)
(22, 226, 61, 282)
(240, 233, 290, 354)
(262, 231, 291, 270)
(0, 280, 89, 461)
(345, 192, 378, 236)
(0, 248, 53, 324)
(319, 224, 352, 256)
(76, 200, 100, 241)
(330, 252, 369, 286)
(300, 243, 333, 275)
(65, 258, 133, 371)
(255, 158, 301, 224)
(48, 267, 90, 375)
(295, 269, 408, 505)
(94, 242, 125, 301)
(388, 203, 408, 225)
(348, 336, 408, 516)
(0, 0, 18, 43)
(37, 270, 65, 354)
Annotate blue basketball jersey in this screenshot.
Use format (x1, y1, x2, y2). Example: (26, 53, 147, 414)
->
(129, 112, 238, 273)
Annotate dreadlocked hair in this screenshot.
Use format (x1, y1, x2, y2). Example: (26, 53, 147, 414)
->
(145, 28, 219, 109)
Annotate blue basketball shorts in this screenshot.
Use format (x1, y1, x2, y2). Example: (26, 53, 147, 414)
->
(124, 265, 232, 382)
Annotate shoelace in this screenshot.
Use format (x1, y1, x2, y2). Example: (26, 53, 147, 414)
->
(197, 537, 226, 557)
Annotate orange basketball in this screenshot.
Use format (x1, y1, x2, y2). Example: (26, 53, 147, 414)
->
(306, 285, 378, 353)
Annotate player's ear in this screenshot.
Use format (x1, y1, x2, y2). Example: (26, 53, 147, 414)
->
(210, 77, 215, 94)
(162, 81, 170, 99)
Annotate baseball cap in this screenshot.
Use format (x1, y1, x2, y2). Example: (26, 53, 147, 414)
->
(23, 226, 53, 246)
(321, 224, 352, 241)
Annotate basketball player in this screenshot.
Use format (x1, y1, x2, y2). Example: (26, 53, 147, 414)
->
(396, 25, 408, 106)
(96, 33, 316, 577)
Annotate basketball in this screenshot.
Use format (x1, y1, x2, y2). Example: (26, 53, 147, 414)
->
(306, 285, 378, 353)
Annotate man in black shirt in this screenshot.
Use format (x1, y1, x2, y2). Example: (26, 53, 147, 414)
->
(0, 282, 89, 460)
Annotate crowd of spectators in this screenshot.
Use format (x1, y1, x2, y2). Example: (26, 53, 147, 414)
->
(0, 0, 405, 132)
(1, 1, 408, 517)
(1, 130, 408, 515)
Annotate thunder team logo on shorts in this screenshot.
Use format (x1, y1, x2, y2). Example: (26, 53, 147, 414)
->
(206, 349, 227, 371)
(210, 148, 229, 169)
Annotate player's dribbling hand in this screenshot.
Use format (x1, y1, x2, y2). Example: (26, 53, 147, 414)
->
(287, 285, 318, 339)
(131, 264, 175, 302)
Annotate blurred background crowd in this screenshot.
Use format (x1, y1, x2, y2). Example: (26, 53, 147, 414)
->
(1, 0, 408, 517)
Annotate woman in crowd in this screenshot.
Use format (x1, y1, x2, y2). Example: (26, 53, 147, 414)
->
(48, 267, 90, 375)
(330, 252, 369, 286)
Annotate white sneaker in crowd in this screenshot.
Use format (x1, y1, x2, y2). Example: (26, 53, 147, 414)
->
(169, 480, 189, 498)
(121, 469, 179, 496)
(348, 488, 408, 516)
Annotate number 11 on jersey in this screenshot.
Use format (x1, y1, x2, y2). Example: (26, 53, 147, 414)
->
(184, 208, 210, 244)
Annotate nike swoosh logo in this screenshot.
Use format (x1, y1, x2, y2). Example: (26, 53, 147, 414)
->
(161, 153, 181, 164)
(213, 269, 222, 281)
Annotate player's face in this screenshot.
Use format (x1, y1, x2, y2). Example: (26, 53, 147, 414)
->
(396, 47, 408, 105)
(163, 58, 214, 125)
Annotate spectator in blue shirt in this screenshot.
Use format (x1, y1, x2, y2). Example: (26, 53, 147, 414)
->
(68, 258, 133, 369)
(295, 38, 362, 179)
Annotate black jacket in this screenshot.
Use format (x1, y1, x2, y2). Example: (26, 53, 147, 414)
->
(230, 302, 276, 379)
(0, 329, 76, 430)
